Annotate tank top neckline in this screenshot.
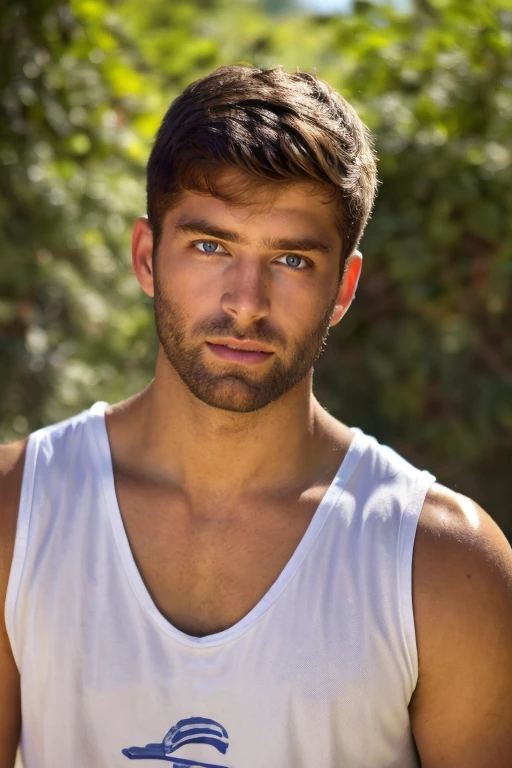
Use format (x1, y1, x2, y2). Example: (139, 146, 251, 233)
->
(88, 400, 368, 648)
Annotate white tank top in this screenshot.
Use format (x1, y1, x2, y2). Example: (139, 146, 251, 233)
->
(6, 401, 435, 768)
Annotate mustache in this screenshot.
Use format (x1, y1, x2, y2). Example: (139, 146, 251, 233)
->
(193, 317, 286, 347)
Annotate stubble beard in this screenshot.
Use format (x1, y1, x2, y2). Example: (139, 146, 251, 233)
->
(153, 274, 339, 414)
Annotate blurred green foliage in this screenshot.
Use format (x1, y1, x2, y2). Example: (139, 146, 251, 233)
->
(1, 0, 511, 538)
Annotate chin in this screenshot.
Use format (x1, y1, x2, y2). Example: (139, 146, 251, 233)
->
(190, 379, 278, 414)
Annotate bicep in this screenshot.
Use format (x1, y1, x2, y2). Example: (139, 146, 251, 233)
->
(409, 489, 512, 767)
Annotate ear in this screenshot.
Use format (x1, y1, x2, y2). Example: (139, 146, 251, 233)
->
(329, 250, 363, 327)
(132, 216, 155, 298)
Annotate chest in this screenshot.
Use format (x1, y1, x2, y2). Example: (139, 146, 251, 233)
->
(112, 474, 328, 638)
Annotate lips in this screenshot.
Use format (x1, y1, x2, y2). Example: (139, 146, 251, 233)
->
(222, 343, 264, 352)
(207, 337, 273, 353)
(205, 342, 274, 365)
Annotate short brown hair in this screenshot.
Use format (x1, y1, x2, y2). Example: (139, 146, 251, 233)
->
(146, 65, 379, 271)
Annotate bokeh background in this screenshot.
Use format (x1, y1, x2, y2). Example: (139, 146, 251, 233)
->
(1, 0, 511, 541)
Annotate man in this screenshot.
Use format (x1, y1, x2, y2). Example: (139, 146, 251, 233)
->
(1, 64, 511, 767)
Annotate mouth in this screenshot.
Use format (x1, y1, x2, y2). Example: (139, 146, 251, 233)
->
(207, 337, 274, 353)
(205, 341, 274, 365)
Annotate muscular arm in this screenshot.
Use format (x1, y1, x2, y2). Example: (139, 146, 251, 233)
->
(409, 483, 512, 767)
(0, 440, 27, 768)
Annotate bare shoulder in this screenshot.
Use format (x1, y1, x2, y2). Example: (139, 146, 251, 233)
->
(0, 438, 28, 618)
(0, 440, 27, 766)
(409, 482, 512, 767)
(0, 439, 28, 581)
(413, 482, 512, 583)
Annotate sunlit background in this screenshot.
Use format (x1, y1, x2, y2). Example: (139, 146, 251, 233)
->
(303, 0, 411, 11)
(1, 0, 511, 549)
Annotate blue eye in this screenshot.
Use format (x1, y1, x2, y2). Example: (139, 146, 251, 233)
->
(286, 255, 302, 268)
(196, 241, 223, 254)
(278, 254, 308, 270)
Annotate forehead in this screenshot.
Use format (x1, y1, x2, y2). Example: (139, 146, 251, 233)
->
(165, 170, 341, 242)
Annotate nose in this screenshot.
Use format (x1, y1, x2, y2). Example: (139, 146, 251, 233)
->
(220, 259, 270, 325)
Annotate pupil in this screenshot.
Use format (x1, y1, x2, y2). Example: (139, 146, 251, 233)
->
(286, 255, 301, 268)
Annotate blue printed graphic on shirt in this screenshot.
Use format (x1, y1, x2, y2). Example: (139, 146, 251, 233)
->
(122, 716, 230, 766)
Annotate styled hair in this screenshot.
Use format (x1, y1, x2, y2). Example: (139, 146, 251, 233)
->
(146, 64, 379, 271)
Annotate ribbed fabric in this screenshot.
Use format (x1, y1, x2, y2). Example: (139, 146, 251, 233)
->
(5, 402, 435, 768)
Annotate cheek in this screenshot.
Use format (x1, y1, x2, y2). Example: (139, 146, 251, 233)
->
(158, 254, 216, 303)
(278, 280, 327, 324)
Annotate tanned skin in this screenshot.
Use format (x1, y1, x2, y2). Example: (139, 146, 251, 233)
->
(0, 440, 26, 767)
(1, 171, 511, 766)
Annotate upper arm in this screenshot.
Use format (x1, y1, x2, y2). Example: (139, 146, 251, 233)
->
(409, 483, 512, 768)
(0, 440, 27, 767)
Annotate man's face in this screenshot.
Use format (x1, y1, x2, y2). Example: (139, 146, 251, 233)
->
(150, 174, 346, 413)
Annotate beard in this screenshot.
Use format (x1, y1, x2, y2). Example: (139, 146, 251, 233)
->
(153, 272, 339, 414)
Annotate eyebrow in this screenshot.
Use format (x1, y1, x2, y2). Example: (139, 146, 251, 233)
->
(174, 217, 333, 255)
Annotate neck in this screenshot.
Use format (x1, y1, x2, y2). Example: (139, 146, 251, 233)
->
(115, 352, 339, 505)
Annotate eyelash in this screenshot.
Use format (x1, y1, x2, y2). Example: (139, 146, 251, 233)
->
(192, 241, 312, 271)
